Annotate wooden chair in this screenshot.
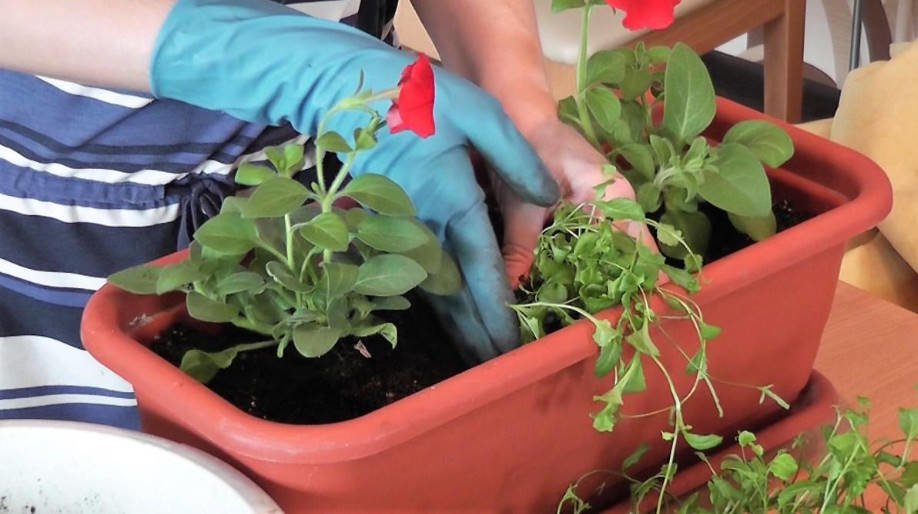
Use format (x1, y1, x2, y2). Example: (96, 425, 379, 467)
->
(540, 0, 806, 122)
(395, 0, 807, 122)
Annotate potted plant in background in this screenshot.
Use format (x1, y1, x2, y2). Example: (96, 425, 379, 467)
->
(82, 3, 892, 514)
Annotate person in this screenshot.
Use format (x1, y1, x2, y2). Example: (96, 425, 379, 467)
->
(0, 0, 634, 428)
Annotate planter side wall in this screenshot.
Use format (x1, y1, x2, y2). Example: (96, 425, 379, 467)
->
(135, 245, 843, 513)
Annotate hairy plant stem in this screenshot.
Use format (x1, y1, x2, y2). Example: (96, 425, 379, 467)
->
(575, 4, 600, 147)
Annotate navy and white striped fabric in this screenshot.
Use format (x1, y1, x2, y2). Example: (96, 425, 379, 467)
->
(0, 0, 396, 429)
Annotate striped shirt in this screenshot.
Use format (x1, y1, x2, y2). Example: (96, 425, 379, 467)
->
(0, 0, 395, 429)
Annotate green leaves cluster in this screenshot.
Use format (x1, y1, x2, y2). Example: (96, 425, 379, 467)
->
(561, 41, 795, 260)
(109, 90, 460, 383)
(511, 194, 731, 443)
(633, 400, 918, 513)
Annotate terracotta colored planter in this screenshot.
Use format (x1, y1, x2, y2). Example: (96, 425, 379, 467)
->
(82, 98, 891, 514)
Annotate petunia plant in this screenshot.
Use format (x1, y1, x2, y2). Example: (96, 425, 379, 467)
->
(523, 1, 797, 511)
(108, 55, 460, 382)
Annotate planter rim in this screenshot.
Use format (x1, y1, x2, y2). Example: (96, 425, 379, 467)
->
(81, 97, 892, 464)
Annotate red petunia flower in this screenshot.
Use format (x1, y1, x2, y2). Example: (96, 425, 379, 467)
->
(605, 0, 681, 31)
(387, 54, 436, 138)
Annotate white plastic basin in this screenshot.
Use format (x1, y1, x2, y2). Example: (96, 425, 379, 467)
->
(0, 420, 283, 514)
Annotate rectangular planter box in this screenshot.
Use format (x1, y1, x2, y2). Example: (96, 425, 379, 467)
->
(82, 98, 891, 513)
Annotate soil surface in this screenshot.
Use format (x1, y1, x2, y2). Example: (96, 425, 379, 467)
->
(153, 200, 808, 425)
(150, 295, 467, 424)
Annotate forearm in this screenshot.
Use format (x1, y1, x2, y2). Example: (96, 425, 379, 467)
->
(0, 0, 174, 92)
(410, 0, 557, 136)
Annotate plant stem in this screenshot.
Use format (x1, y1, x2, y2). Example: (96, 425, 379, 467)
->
(575, 4, 600, 147)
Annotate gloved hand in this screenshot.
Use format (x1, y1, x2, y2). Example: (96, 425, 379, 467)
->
(150, 0, 560, 362)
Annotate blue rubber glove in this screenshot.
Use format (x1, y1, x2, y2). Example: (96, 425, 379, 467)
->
(150, 0, 560, 362)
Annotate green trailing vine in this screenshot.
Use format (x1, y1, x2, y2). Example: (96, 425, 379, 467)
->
(559, 396, 918, 513)
(537, 0, 798, 510)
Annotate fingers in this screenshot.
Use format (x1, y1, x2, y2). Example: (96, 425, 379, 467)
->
(499, 193, 548, 289)
(440, 201, 520, 362)
(450, 89, 560, 207)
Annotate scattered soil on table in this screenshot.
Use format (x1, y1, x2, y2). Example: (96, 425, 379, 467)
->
(150, 294, 467, 425)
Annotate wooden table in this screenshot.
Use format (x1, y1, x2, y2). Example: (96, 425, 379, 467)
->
(813, 281, 918, 508)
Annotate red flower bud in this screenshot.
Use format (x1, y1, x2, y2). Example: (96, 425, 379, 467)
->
(387, 54, 436, 138)
(606, 0, 681, 31)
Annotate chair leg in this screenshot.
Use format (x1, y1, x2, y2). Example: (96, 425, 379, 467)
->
(763, 0, 806, 122)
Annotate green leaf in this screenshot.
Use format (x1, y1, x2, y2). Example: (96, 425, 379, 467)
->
(354, 127, 377, 151)
(264, 146, 286, 172)
(591, 319, 616, 347)
(186, 292, 238, 323)
(180, 347, 239, 383)
(235, 163, 276, 186)
(353, 322, 398, 348)
(597, 198, 645, 221)
(620, 65, 652, 101)
(216, 271, 265, 296)
(768, 452, 799, 481)
(637, 183, 662, 212)
(900, 407, 918, 440)
(699, 322, 721, 341)
(108, 265, 161, 295)
(265, 261, 311, 292)
(649, 134, 676, 166)
(293, 325, 342, 358)
(701, 143, 773, 218)
(723, 120, 795, 168)
(660, 209, 711, 258)
(322, 262, 359, 300)
(622, 356, 646, 394)
(905, 484, 918, 514)
(684, 432, 723, 451)
(737, 430, 757, 447)
(623, 443, 650, 471)
(316, 131, 352, 153)
(647, 45, 671, 64)
(357, 215, 430, 252)
(594, 341, 622, 377)
(626, 322, 660, 357)
(194, 211, 258, 254)
(728, 211, 777, 242)
(156, 261, 206, 294)
(242, 177, 310, 219)
(420, 251, 462, 295)
(662, 264, 700, 294)
(585, 87, 621, 133)
(343, 174, 415, 216)
(299, 211, 349, 252)
(557, 96, 581, 126)
(618, 144, 656, 183)
(399, 226, 445, 274)
(283, 144, 305, 176)
(354, 254, 427, 296)
(372, 296, 412, 311)
(662, 43, 716, 144)
(586, 49, 628, 86)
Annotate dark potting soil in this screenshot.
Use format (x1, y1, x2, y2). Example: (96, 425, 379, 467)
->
(150, 294, 467, 424)
(701, 199, 806, 262)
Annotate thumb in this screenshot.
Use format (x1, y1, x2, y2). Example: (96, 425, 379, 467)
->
(501, 200, 549, 289)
